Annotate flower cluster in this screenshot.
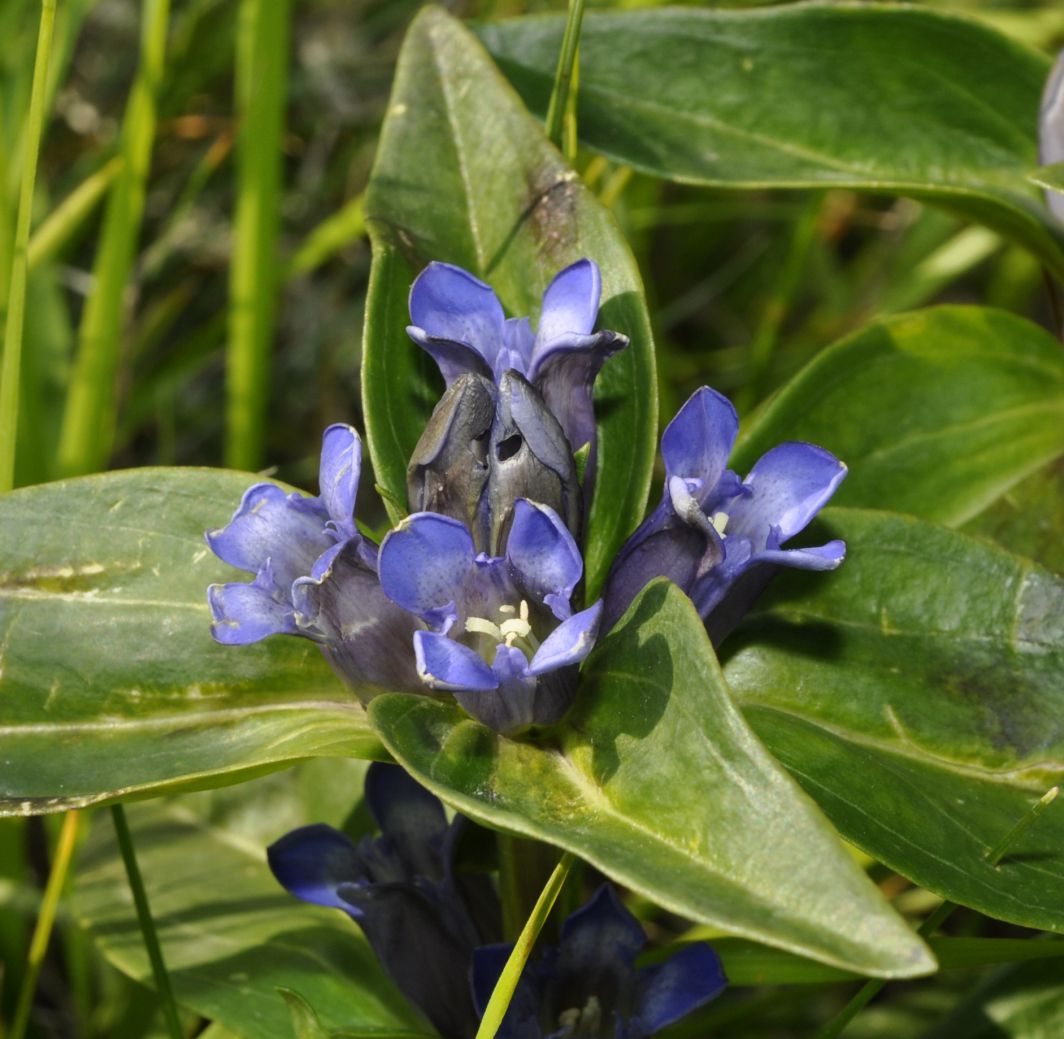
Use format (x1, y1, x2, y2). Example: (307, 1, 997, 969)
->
(207, 258, 846, 734)
(271, 764, 726, 1039)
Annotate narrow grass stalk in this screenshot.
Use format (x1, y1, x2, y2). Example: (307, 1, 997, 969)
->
(816, 785, 1061, 1039)
(0, 0, 57, 493)
(56, 0, 169, 478)
(476, 852, 573, 1039)
(226, 0, 290, 471)
(110, 804, 184, 1039)
(543, 0, 586, 157)
(8, 810, 80, 1039)
(27, 155, 123, 272)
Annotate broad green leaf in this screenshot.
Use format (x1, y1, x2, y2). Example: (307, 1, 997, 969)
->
(475, 4, 1064, 277)
(689, 937, 1064, 987)
(724, 508, 1064, 928)
(731, 307, 1064, 527)
(963, 457, 1064, 576)
(370, 581, 934, 979)
(73, 803, 434, 1039)
(0, 470, 383, 816)
(361, 6, 657, 597)
(921, 959, 1064, 1039)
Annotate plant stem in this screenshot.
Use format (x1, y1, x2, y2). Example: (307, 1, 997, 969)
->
(476, 852, 573, 1039)
(110, 804, 184, 1039)
(226, 0, 290, 471)
(0, 0, 57, 493)
(57, 0, 170, 478)
(8, 810, 80, 1039)
(815, 785, 1061, 1039)
(544, 0, 586, 158)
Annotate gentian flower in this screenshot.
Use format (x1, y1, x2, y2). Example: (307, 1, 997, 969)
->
(206, 424, 419, 696)
(268, 762, 501, 1039)
(473, 885, 726, 1039)
(603, 387, 847, 643)
(378, 498, 603, 735)
(408, 369, 581, 555)
(407, 259, 628, 477)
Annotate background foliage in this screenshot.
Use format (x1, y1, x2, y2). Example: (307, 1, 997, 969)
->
(3, 0, 1064, 1037)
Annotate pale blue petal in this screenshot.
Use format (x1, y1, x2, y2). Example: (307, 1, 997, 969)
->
(506, 499, 582, 619)
(529, 601, 602, 675)
(408, 262, 505, 369)
(378, 513, 475, 630)
(534, 258, 600, 346)
(208, 564, 300, 645)
(406, 325, 493, 385)
(660, 387, 739, 499)
(318, 424, 361, 537)
(414, 630, 498, 691)
(728, 441, 847, 545)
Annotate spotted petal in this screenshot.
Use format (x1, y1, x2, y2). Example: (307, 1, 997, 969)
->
(529, 601, 602, 675)
(379, 513, 476, 631)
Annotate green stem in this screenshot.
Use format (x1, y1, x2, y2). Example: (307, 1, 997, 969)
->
(0, 0, 57, 493)
(226, 0, 290, 471)
(543, 0, 586, 157)
(57, 0, 170, 478)
(111, 804, 184, 1039)
(8, 810, 80, 1039)
(476, 852, 574, 1039)
(815, 786, 1061, 1039)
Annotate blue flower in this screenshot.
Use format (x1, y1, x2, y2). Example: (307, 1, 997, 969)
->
(206, 424, 419, 696)
(268, 762, 501, 1039)
(603, 387, 847, 642)
(473, 885, 726, 1039)
(378, 499, 603, 734)
(407, 259, 628, 469)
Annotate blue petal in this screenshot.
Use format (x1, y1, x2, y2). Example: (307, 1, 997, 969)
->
(364, 763, 449, 880)
(556, 884, 645, 978)
(756, 540, 847, 571)
(208, 565, 300, 644)
(529, 601, 602, 675)
(501, 316, 536, 375)
(415, 630, 499, 691)
(728, 441, 847, 545)
(318, 424, 361, 538)
(292, 541, 422, 697)
(379, 513, 475, 630)
(660, 388, 739, 502)
(631, 943, 727, 1036)
(206, 482, 329, 589)
(528, 330, 628, 461)
(506, 500, 582, 619)
(267, 823, 362, 913)
(407, 325, 494, 385)
(409, 262, 506, 371)
(535, 258, 600, 346)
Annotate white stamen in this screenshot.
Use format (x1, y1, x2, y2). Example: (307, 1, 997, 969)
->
(464, 617, 503, 641)
(498, 604, 516, 614)
(711, 510, 729, 535)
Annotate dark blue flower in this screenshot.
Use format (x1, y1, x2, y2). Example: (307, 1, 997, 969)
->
(378, 499, 602, 734)
(603, 387, 846, 642)
(206, 424, 419, 696)
(473, 885, 726, 1039)
(407, 259, 628, 470)
(268, 762, 501, 1039)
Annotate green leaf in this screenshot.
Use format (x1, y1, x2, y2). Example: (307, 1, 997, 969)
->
(963, 456, 1064, 576)
(724, 508, 1064, 929)
(731, 306, 1064, 527)
(686, 936, 1064, 987)
(370, 581, 934, 979)
(361, 6, 657, 596)
(74, 803, 434, 1039)
(475, 3, 1064, 277)
(0, 469, 384, 816)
